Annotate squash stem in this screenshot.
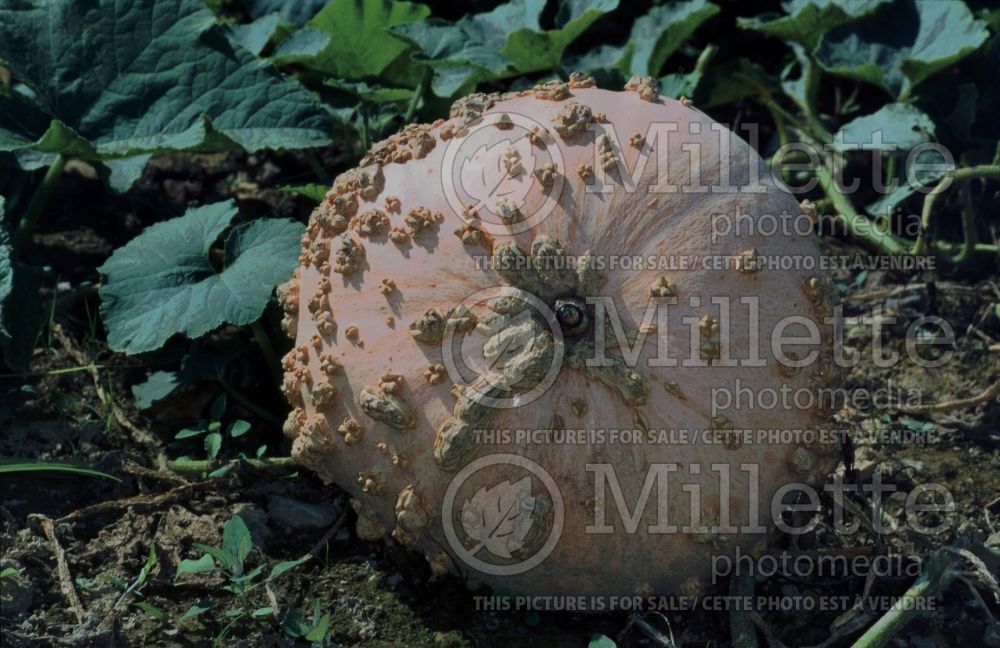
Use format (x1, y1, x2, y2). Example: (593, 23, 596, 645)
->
(165, 456, 297, 478)
(815, 163, 910, 256)
(848, 555, 953, 648)
(15, 154, 67, 248)
(913, 164, 1000, 257)
(404, 67, 431, 124)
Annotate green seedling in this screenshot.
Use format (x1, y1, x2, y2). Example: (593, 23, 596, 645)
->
(175, 515, 307, 646)
(174, 394, 252, 473)
(282, 601, 333, 646)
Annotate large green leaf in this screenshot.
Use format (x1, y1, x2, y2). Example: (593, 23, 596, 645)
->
(565, 0, 718, 82)
(625, 0, 718, 77)
(0, 0, 331, 182)
(102, 155, 155, 193)
(834, 103, 936, 152)
(393, 0, 543, 73)
(98, 201, 303, 354)
(0, 197, 45, 370)
(391, 0, 619, 96)
(242, 0, 328, 28)
(564, 44, 628, 88)
(273, 0, 430, 80)
(697, 58, 778, 109)
(815, 0, 989, 99)
(738, 0, 891, 51)
(502, 0, 619, 74)
(0, 89, 95, 157)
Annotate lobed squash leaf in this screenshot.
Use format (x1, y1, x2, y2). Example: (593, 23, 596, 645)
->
(98, 200, 303, 354)
(565, 0, 717, 85)
(242, 0, 334, 28)
(623, 0, 718, 77)
(0, 0, 332, 190)
(502, 0, 620, 75)
(815, 0, 989, 99)
(834, 103, 936, 152)
(273, 0, 431, 81)
(393, 0, 620, 97)
(225, 12, 284, 56)
(738, 0, 892, 51)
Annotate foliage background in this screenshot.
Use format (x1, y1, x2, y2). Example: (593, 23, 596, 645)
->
(1, 0, 998, 646)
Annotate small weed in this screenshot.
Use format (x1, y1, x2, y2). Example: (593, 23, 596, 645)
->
(106, 546, 168, 623)
(173, 394, 252, 476)
(282, 601, 333, 645)
(175, 514, 307, 646)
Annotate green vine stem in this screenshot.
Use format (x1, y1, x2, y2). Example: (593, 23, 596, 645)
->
(165, 455, 298, 478)
(884, 154, 898, 190)
(913, 164, 1000, 257)
(403, 66, 432, 124)
(815, 163, 911, 256)
(14, 154, 67, 248)
(799, 56, 832, 143)
(747, 55, 997, 269)
(848, 553, 953, 648)
(358, 102, 371, 153)
(305, 149, 329, 184)
(953, 183, 976, 266)
(694, 43, 718, 76)
(251, 320, 283, 391)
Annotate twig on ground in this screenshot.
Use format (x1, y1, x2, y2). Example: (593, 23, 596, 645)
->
(54, 481, 217, 526)
(305, 509, 350, 560)
(122, 461, 187, 487)
(32, 515, 86, 625)
(265, 581, 281, 621)
(894, 382, 999, 414)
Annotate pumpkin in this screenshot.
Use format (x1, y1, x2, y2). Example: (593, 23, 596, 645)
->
(278, 74, 840, 598)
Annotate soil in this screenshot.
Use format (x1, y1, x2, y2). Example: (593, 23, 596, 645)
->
(1, 148, 998, 647)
